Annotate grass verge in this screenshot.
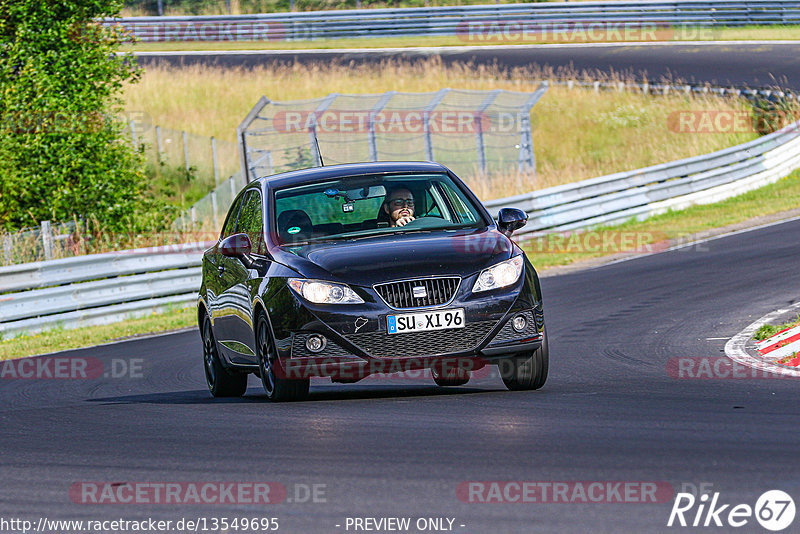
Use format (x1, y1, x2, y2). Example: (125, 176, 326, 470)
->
(522, 169, 800, 270)
(0, 307, 196, 361)
(754, 315, 800, 341)
(123, 26, 800, 52)
(124, 60, 757, 200)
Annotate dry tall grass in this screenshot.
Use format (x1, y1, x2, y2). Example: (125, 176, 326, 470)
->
(124, 59, 758, 199)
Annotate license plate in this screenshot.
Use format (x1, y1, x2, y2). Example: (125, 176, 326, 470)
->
(387, 308, 465, 335)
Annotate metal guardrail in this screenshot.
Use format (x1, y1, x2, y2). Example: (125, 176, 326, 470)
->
(111, 1, 800, 42)
(3, 120, 800, 339)
(483, 119, 800, 234)
(0, 242, 212, 339)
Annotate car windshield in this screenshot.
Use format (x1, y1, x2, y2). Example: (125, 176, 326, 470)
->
(273, 173, 485, 244)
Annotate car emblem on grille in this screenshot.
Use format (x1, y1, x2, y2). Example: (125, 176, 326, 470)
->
(412, 286, 427, 298)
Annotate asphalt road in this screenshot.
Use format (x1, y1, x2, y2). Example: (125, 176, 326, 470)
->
(2, 218, 799, 533)
(135, 42, 800, 90)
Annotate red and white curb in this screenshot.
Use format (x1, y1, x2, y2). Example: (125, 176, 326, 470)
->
(724, 302, 800, 378)
(755, 323, 800, 364)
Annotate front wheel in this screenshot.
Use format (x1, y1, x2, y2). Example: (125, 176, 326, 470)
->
(256, 312, 309, 402)
(202, 314, 247, 398)
(500, 327, 549, 391)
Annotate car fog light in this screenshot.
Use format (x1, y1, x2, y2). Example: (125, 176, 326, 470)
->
(306, 334, 327, 353)
(512, 315, 527, 333)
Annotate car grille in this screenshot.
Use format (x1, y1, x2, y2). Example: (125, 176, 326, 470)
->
(345, 320, 496, 358)
(374, 277, 460, 309)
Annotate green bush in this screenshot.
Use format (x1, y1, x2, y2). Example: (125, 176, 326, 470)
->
(0, 0, 164, 232)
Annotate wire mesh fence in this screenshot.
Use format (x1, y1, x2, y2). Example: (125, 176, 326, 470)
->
(0, 221, 80, 267)
(172, 86, 548, 231)
(240, 86, 548, 181)
(129, 121, 240, 190)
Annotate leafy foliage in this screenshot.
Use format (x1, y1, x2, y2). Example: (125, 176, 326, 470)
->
(0, 0, 169, 232)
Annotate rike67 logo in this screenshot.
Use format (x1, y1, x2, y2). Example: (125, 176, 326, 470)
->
(668, 490, 795, 531)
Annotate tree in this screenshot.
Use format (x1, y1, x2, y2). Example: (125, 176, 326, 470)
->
(0, 0, 155, 232)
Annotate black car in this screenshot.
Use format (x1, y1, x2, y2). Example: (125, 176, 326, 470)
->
(198, 161, 547, 401)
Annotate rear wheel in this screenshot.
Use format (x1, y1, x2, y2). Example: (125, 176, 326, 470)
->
(500, 327, 549, 391)
(431, 360, 471, 387)
(202, 314, 247, 397)
(256, 312, 309, 402)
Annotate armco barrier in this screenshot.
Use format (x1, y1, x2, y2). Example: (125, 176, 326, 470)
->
(0, 242, 212, 339)
(483, 119, 800, 234)
(111, 0, 800, 42)
(3, 121, 800, 338)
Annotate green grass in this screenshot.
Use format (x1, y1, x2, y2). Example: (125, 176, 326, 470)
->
(523, 169, 800, 270)
(0, 307, 197, 360)
(754, 314, 800, 341)
(123, 25, 800, 53)
(124, 61, 759, 202)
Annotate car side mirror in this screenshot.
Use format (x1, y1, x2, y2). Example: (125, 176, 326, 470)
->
(497, 208, 528, 237)
(220, 233, 252, 260)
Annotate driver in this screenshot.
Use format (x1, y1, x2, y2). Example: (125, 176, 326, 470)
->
(383, 187, 416, 227)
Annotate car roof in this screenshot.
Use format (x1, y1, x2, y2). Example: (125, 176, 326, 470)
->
(256, 161, 451, 190)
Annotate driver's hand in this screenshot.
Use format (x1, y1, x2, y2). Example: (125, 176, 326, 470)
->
(396, 216, 415, 227)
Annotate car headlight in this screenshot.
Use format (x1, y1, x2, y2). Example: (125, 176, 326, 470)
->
(472, 256, 524, 293)
(288, 278, 364, 304)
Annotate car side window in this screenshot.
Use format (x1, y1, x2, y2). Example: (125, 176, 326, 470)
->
(238, 189, 268, 256)
(440, 182, 478, 224)
(425, 189, 444, 218)
(220, 195, 244, 240)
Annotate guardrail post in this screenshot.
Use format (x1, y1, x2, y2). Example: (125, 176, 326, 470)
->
(156, 126, 163, 162)
(237, 96, 272, 183)
(211, 136, 220, 185)
(423, 89, 450, 162)
(41, 221, 53, 261)
(129, 120, 137, 147)
(182, 131, 190, 171)
(3, 234, 11, 265)
(475, 89, 501, 176)
(517, 82, 549, 178)
(307, 94, 339, 167)
(368, 91, 396, 161)
(211, 190, 219, 229)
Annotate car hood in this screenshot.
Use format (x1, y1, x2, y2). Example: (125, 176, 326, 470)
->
(272, 228, 514, 286)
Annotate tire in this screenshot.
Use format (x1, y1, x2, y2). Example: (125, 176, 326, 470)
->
(431, 360, 471, 387)
(202, 314, 247, 398)
(256, 312, 310, 402)
(500, 327, 549, 391)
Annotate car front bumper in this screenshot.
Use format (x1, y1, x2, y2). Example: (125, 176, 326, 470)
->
(264, 273, 544, 380)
